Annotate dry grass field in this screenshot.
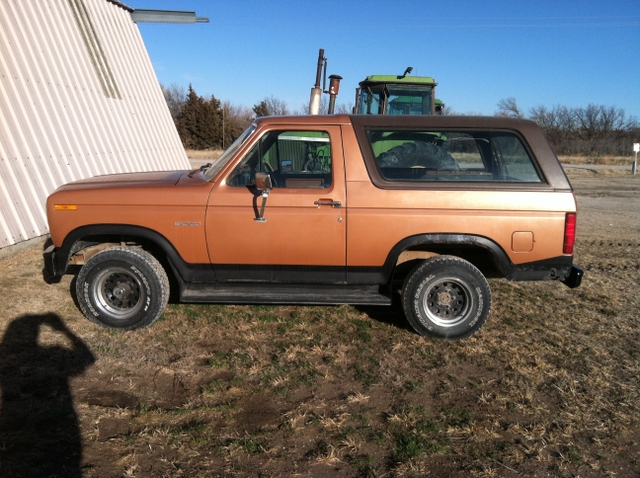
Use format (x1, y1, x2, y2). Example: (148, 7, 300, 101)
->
(0, 166, 638, 477)
(558, 155, 633, 166)
(187, 149, 224, 163)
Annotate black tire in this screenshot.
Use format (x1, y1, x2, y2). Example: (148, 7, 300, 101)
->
(401, 255, 491, 339)
(76, 246, 169, 330)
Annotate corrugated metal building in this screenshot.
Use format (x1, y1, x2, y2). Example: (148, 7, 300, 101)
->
(0, 0, 192, 251)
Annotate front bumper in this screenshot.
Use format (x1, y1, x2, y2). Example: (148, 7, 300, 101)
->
(43, 244, 63, 284)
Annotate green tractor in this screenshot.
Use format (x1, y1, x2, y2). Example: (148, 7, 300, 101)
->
(354, 69, 444, 115)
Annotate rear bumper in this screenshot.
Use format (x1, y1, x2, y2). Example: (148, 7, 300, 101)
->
(562, 265, 584, 289)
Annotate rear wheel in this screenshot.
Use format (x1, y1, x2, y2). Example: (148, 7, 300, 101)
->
(76, 246, 169, 330)
(402, 255, 491, 339)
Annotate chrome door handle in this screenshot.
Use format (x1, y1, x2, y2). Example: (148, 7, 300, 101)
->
(314, 199, 342, 208)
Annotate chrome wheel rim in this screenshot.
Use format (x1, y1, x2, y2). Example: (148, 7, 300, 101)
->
(92, 267, 144, 320)
(422, 277, 472, 327)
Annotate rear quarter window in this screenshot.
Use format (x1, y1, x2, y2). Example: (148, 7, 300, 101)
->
(365, 129, 543, 183)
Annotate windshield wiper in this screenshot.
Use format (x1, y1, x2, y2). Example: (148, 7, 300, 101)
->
(188, 163, 212, 178)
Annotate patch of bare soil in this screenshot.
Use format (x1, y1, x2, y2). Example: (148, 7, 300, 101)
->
(0, 169, 639, 477)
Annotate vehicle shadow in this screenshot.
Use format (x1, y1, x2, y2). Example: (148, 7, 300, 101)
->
(0, 313, 95, 477)
(355, 303, 416, 334)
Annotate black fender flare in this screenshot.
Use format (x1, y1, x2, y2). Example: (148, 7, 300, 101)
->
(48, 224, 212, 283)
(380, 233, 513, 282)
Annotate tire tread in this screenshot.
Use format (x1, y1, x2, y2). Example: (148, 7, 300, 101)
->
(76, 246, 169, 330)
(401, 255, 492, 339)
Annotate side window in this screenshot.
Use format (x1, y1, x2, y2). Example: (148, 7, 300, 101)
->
(367, 130, 542, 183)
(445, 135, 486, 170)
(492, 135, 542, 182)
(227, 130, 332, 188)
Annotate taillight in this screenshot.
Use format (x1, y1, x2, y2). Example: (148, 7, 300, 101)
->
(563, 213, 576, 255)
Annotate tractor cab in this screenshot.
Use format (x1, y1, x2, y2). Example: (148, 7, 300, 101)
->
(355, 74, 443, 115)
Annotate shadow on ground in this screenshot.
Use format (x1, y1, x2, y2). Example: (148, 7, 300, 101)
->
(355, 303, 416, 333)
(0, 313, 94, 478)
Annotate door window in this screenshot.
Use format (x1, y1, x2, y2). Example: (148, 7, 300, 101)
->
(227, 130, 332, 189)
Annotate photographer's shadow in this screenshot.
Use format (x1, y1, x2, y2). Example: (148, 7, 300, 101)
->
(0, 313, 94, 477)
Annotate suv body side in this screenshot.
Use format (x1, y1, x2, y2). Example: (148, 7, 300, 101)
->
(45, 114, 581, 338)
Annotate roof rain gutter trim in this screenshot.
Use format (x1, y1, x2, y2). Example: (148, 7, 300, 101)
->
(130, 9, 209, 24)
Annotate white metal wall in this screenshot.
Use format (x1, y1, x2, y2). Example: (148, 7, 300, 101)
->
(0, 0, 190, 249)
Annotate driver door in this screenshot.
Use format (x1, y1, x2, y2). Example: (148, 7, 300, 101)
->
(205, 126, 347, 283)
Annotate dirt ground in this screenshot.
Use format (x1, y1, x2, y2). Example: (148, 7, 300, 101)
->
(0, 166, 638, 477)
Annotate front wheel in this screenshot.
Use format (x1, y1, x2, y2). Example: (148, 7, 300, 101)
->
(76, 246, 169, 330)
(401, 256, 491, 339)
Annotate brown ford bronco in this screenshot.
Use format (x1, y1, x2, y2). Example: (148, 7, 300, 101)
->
(45, 115, 583, 339)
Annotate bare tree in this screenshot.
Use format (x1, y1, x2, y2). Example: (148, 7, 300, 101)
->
(495, 97, 525, 119)
(297, 95, 328, 115)
(334, 102, 354, 114)
(160, 82, 186, 120)
(528, 103, 638, 156)
(253, 96, 290, 117)
(440, 105, 484, 116)
(296, 96, 353, 115)
(529, 105, 554, 129)
(221, 101, 253, 148)
(439, 105, 455, 116)
(575, 104, 603, 141)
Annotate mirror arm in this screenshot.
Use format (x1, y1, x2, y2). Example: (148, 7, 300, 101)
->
(254, 189, 270, 222)
(253, 172, 273, 222)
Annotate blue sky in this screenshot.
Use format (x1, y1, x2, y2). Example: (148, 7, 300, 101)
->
(129, 0, 640, 119)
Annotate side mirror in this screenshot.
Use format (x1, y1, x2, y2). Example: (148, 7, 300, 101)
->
(255, 172, 273, 191)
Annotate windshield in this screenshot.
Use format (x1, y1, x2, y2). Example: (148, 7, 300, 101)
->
(357, 87, 382, 114)
(204, 124, 256, 179)
(357, 85, 434, 115)
(386, 86, 433, 115)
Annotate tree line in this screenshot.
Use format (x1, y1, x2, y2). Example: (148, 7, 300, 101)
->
(162, 83, 639, 156)
(161, 83, 345, 150)
(162, 83, 253, 150)
(495, 97, 639, 156)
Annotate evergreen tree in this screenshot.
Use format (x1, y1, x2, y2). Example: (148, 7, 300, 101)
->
(176, 85, 223, 149)
(252, 100, 270, 118)
(176, 85, 205, 149)
(204, 95, 222, 148)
